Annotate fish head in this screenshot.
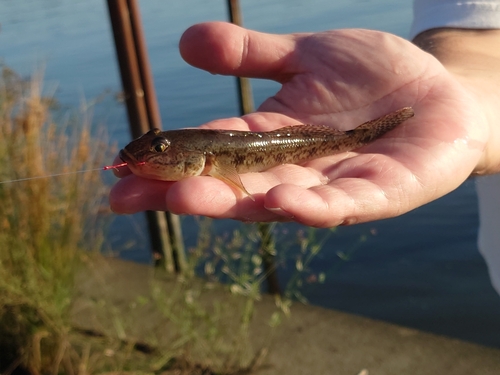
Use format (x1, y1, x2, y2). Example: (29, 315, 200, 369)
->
(119, 129, 206, 181)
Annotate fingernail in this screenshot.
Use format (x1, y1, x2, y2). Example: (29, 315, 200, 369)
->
(339, 217, 357, 226)
(265, 206, 294, 219)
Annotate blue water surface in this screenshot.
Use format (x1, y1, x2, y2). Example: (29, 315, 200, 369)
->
(1, 0, 499, 347)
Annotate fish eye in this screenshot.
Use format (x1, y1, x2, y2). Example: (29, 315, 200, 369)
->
(150, 137, 170, 153)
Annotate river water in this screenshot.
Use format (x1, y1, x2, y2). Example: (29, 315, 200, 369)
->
(1, 0, 499, 347)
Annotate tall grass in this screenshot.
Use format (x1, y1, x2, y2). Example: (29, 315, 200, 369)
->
(0, 66, 111, 373)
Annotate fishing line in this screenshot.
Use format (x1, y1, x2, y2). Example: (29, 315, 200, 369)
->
(0, 168, 104, 185)
(0, 162, 132, 185)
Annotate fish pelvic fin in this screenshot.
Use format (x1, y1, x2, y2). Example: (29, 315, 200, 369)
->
(205, 154, 255, 201)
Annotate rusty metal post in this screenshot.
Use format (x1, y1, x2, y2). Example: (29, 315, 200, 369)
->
(106, 0, 186, 272)
(227, 0, 255, 115)
(227, 0, 280, 295)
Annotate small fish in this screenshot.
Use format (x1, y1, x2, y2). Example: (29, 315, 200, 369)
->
(118, 107, 414, 198)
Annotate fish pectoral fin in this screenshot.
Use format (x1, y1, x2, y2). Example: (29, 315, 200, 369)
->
(208, 162, 255, 201)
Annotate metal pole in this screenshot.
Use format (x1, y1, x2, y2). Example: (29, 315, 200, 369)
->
(106, 0, 185, 272)
(227, 0, 255, 115)
(227, 0, 280, 295)
(127, 0, 162, 130)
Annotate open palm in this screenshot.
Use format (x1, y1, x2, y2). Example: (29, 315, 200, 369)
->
(110, 22, 487, 227)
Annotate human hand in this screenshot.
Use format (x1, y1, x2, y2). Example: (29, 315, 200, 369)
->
(109, 22, 492, 227)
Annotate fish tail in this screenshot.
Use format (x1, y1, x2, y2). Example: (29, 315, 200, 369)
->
(355, 107, 414, 131)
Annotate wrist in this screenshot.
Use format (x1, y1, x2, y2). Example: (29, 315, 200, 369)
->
(413, 28, 500, 175)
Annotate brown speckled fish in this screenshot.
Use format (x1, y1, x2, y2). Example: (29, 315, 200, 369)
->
(119, 107, 414, 198)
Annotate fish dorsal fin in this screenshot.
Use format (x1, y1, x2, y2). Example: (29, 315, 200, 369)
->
(268, 124, 342, 135)
(273, 107, 414, 133)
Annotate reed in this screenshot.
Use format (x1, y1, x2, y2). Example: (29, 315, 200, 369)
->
(0, 66, 111, 374)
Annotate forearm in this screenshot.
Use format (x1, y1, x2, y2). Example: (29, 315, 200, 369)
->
(413, 29, 500, 175)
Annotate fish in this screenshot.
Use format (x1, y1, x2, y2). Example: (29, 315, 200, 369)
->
(118, 107, 414, 198)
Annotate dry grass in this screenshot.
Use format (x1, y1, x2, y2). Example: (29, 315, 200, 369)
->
(0, 66, 112, 374)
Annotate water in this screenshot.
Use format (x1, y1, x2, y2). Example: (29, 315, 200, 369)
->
(1, 0, 499, 347)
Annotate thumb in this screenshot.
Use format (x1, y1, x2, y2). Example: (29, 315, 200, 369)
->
(179, 21, 296, 81)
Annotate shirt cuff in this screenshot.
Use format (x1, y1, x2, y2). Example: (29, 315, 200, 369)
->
(410, 0, 500, 40)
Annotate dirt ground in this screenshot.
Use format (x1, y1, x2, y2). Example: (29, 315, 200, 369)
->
(72, 257, 500, 375)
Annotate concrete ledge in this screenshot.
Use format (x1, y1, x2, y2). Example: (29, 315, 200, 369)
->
(72, 257, 500, 374)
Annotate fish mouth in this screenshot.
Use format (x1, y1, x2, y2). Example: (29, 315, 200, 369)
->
(119, 148, 138, 164)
